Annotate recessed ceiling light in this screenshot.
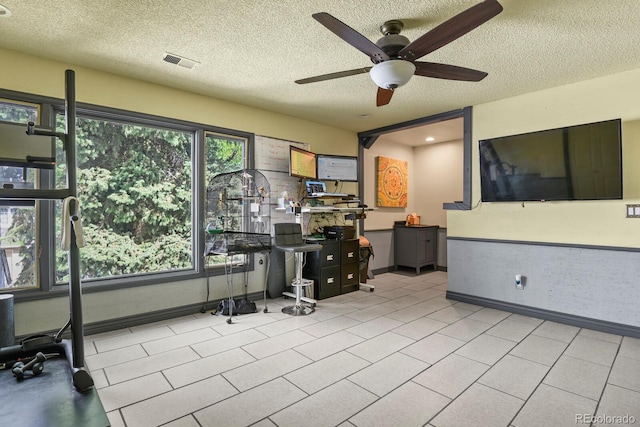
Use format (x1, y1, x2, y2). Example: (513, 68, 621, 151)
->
(0, 4, 12, 18)
(425, 137, 435, 142)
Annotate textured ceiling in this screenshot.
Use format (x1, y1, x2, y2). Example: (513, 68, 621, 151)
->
(1, 0, 640, 134)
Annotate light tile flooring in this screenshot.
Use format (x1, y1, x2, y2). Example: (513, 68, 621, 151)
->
(85, 271, 640, 427)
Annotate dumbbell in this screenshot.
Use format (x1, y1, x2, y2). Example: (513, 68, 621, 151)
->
(12, 352, 46, 380)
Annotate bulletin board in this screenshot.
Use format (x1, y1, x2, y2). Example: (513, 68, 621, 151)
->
(254, 135, 310, 224)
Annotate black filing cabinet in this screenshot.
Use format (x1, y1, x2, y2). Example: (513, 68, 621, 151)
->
(394, 224, 438, 274)
(341, 239, 359, 294)
(304, 240, 341, 300)
(304, 238, 359, 299)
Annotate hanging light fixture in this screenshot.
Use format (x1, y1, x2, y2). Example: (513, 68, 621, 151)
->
(369, 60, 416, 90)
(0, 4, 12, 18)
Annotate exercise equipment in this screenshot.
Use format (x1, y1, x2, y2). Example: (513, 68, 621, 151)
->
(0, 70, 93, 390)
(12, 352, 46, 380)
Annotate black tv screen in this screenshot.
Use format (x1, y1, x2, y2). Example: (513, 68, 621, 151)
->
(479, 119, 622, 202)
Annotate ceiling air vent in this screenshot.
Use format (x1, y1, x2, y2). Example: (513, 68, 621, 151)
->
(162, 53, 199, 69)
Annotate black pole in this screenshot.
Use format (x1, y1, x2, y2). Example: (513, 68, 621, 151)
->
(65, 69, 85, 369)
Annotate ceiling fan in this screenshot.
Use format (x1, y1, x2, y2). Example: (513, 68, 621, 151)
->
(295, 0, 503, 107)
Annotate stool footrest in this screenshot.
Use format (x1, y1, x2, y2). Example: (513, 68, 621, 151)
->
(291, 278, 313, 287)
(282, 291, 316, 306)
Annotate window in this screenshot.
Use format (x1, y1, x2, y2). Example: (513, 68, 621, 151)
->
(1, 91, 251, 293)
(54, 114, 194, 283)
(0, 99, 40, 290)
(0, 99, 39, 124)
(204, 132, 247, 267)
(205, 132, 246, 184)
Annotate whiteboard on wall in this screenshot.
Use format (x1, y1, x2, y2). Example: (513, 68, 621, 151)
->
(255, 135, 310, 224)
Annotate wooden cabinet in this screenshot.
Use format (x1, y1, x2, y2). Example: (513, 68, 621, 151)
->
(304, 238, 359, 299)
(394, 224, 438, 274)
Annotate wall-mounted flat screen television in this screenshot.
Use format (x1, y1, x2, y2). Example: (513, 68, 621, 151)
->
(479, 118, 622, 202)
(317, 154, 358, 182)
(289, 146, 317, 179)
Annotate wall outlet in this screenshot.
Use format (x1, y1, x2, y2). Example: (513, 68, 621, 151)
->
(515, 274, 524, 290)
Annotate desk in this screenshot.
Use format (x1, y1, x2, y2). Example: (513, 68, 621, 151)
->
(278, 205, 375, 292)
(278, 205, 373, 236)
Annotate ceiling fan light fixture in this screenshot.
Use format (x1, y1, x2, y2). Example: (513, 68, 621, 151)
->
(369, 60, 415, 90)
(0, 4, 12, 17)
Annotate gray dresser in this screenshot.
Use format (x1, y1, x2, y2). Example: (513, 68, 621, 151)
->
(394, 223, 438, 275)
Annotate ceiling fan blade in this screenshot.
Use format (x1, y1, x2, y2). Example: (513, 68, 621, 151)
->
(414, 62, 488, 81)
(295, 67, 372, 84)
(313, 12, 390, 63)
(376, 87, 394, 107)
(399, 0, 503, 61)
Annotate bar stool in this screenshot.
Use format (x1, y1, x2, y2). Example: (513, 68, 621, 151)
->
(272, 223, 322, 316)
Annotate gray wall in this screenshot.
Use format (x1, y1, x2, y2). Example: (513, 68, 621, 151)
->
(363, 230, 394, 273)
(437, 228, 447, 268)
(447, 238, 640, 328)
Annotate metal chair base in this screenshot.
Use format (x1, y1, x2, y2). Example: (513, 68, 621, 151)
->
(282, 278, 315, 316)
(282, 304, 315, 316)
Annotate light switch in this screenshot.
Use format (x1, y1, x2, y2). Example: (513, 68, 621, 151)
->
(626, 204, 640, 218)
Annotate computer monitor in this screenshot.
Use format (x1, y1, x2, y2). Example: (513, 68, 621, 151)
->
(316, 154, 358, 182)
(289, 146, 317, 179)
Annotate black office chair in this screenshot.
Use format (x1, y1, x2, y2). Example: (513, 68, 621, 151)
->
(272, 223, 322, 316)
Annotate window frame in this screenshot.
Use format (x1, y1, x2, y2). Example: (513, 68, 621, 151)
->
(0, 88, 255, 301)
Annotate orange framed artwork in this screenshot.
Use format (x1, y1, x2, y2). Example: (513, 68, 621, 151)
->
(376, 156, 408, 207)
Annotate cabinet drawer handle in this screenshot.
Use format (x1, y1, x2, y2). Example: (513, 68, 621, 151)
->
(347, 273, 354, 279)
(326, 255, 334, 261)
(347, 251, 354, 258)
(327, 277, 334, 284)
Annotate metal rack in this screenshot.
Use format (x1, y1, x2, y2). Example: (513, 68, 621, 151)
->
(0, 70, 93, 390)
(204, 169, 272, 323)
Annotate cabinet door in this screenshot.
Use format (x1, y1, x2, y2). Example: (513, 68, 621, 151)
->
(395, 227, 417, 266)
(306, 240, 340, 268)
(341, 262, 359, 294)
(320, 241, 340, 267)
(341, 239, 359, 265)
(314, 265, 341, 299)
(417, 228, 437, 265)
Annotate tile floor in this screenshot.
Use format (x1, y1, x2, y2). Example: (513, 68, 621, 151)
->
(85, 271, 640, 427)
